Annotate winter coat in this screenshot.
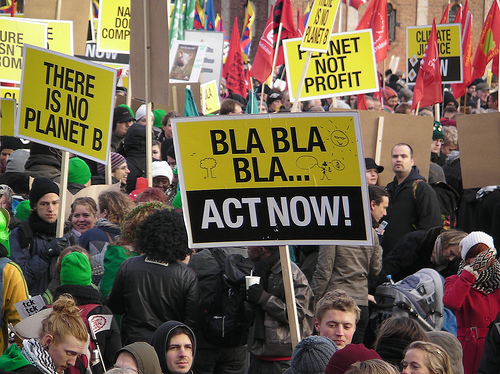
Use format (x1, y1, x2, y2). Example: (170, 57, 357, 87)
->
(0, 248, 29, 354)
(9, 225, 56, 296)
(311, 228, 382, 306)
(444, 270, 500, 374)
(0, 344, 42, 373)
(107, 255, 201, 345)
(100, 245, 137, 299)
(478, 310, 500, 373)
(53, 284, 121, 373)
(247, 260, 314, 357)
(383, 166, 442, 255)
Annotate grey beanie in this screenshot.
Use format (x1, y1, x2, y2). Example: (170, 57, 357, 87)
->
(6, 149, 29, 173)
(427, 331, 464, 374)
(288, 336, 338, 374)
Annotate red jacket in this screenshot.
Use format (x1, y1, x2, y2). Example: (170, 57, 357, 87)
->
(444, 270, 500, 374)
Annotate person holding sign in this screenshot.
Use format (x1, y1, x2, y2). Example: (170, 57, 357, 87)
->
(246, 245, 314, 374)
(9, 178, 69, 296)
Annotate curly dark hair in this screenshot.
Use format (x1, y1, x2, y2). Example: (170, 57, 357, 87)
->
(135, 209, 189, 262)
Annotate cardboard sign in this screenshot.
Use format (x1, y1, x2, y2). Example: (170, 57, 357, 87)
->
(97, 0, 131, 54)
(301, 0, 340, 52)
(15, 295, 45, 319)
(201, 80, 220, 114)
(0, 18, 47, 84)
(184, 30, 224, 91)
(169, 40, 207, 83)
(24, 0, 90, 56)
(284, 30, 379, 102)
(23, 18, 74, 56)
(1, 87, 19, 101)
(173, 112, 372, 248)
(456, 112, 500, 189)
(16, 45, 116, 164)
(407, 23, 462, 84)
(76, 42, 130, 68)
(0, 98, 16, 136)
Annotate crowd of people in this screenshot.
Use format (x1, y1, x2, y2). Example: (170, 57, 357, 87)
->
(0, 68, 498, 374)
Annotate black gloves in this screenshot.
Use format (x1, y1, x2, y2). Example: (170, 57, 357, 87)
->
(40, 237, 69, 262)
(247, 284, 264, 304)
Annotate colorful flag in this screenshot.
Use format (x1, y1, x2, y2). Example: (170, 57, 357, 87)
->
(194, 0, 205, 30)
(0, 0, 15, 15)
(205, 0, 216, 30)
(440, 2, 450, 24)
(215, 14, 229, 42)
(356, 0, 388, 63)
(461, 0, 469, 31)
(343, 0, 368, 10)
(169, 0, 184, 43)
(303, 2, 311, 28)
(250, 8, 275, 84)
(241, 2, 255, 62)
(222, 17, 247, 97)
(357, 94, 368, 110)
(470, 1, 500, 82)
(184, 87, 199, 117)
(273, 0, 295, 66)
(451, 13, 472, 99)
(412, 19, 442, 110)
(184, 0, 197, 31)
(246, 88, 260, 114)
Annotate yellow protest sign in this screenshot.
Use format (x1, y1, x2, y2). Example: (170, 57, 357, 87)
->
(0, 18, 47, 83)
(0, 87, 19, 101)
(173, 112, 372, 248)
(1, 98, 16, 136)
(97, 0, 131, 54)
(201, 80, 220, 114)
(284, 30, 378, 101)
(23, 18, 74, 56)
(407, 23, 462, 84)
(301, 0, 340, 52)
(16, 45, 117, 163)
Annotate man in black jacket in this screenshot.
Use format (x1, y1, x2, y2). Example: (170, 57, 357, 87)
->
(382, 143, 442, 256)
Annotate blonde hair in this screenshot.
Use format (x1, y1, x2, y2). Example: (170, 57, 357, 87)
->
(315, 289, 361, 323)
(405, 341, 453, 374)
(40, 295, 88, 343)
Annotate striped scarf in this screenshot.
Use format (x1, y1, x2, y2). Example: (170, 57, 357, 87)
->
(22, 338, 57, 374)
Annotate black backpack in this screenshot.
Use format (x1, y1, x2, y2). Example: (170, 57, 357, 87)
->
(200, 249, 253, 347)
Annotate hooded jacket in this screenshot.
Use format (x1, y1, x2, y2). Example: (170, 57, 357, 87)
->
(114, 342, 162, 374)
(151, 321, 196, 374)
(383, 166, 442, 255)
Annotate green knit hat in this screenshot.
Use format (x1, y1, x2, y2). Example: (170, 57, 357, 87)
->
(153, 109, 166, 128)
(60, 252, 92, 286)
(433, 121, 444, 140)
(68, 157, 91, 185)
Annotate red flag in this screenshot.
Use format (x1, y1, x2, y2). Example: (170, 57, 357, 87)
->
(453, 4, 462, 24)
(451, 13, 472, 99)
(273, 0, 295, 66)
(343, 0, 368, 10)
(411, 18, 442, 110)
(222, 17, 248, 97)
(440, 3, 450, 24)
(470, 1, 500, 82)
(356, 0, 388, 63)
(461, 0, 468, 31)
(296, 7, 304, 37)
(250, 9, 274, 83)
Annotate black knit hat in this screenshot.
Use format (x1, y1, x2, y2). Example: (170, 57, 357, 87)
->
(0, 136, 23, 152)
(29, 177, 59, 208)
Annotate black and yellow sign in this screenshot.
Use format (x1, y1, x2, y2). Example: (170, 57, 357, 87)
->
(173, 112, 372, 248)
(16, 45, 117, 163)
(301, 0, 340, 53)
(407, 23, 462, 84)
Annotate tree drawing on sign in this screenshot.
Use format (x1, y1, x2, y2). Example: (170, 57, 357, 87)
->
(200, 157, 217, 178)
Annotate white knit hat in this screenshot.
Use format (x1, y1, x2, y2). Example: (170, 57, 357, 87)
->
(459, 231, 495, 260)
(152, 161, 173, 183)
(135, 104, 151, 122)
